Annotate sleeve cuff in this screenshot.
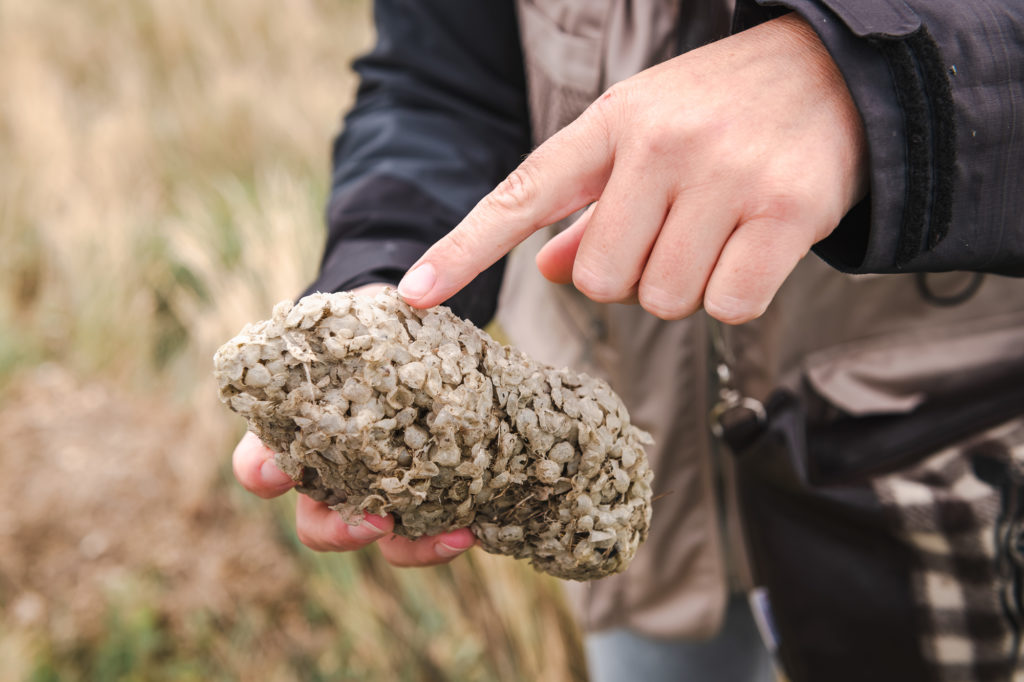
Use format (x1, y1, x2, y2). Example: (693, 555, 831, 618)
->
(303, 238, 426, 297)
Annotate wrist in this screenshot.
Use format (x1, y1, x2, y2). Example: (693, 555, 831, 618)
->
(770, 13, 869, 209)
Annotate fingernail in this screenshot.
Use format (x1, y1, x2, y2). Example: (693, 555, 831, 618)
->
(349, 515, 389, 541)
(397, 263, 437, 300)
(436, 541, 470, 559)
(436, 532, 475, 558)
(260, 459, 293, 489)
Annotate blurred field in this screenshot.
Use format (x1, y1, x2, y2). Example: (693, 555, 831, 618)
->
(0, 1, 586, 680)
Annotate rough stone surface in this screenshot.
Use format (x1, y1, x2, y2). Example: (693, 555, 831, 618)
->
(213, 290, 654, 580)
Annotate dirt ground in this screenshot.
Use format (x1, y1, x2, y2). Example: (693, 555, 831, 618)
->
(0, 366, 335, 678)
(0, 1, 586, 677)
(0, 366, 587, 681)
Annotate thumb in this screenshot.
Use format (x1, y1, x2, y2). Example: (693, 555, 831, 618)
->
(397, 103, 615, 308)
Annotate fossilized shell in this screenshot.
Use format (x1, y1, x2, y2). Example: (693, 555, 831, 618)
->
(214, 289, 653, 580)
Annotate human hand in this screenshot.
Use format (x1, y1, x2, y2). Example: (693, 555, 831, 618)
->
(397, 14, 868, 324)
(230, 284, 476, 566)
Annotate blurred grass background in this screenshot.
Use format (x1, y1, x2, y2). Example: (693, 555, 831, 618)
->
(0, 1, 586, 679)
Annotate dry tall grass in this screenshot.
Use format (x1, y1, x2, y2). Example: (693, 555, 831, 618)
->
(0, 1, 586, 679)
(0, 0, 351, 385)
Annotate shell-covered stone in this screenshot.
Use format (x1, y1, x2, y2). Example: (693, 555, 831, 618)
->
(213, 289, 654, 580)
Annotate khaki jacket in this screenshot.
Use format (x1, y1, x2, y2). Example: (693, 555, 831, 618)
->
(500, 0, 1024, 638)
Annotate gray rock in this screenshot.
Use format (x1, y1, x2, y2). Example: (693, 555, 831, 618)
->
(213, 289, 653, 580)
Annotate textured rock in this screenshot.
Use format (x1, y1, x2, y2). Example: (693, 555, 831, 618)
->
(213, 289, 653, 580)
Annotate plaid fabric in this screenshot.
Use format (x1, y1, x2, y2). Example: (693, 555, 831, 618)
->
(873, 417, 1024, 681)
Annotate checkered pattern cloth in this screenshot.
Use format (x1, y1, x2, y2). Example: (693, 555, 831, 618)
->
(874, 417, 1024, 682)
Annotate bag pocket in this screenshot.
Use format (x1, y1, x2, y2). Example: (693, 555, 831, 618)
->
(872, 418, 1024, 679)
(798, 314, 1024, 484)
(729, 392, 1024, 681)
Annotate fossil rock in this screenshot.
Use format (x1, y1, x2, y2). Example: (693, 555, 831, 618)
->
(213, 289, 653, 580)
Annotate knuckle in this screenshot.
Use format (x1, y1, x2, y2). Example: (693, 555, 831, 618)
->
(441, 227, 479, 265)
(632, 115, 689, 161)
(572, 264, 631, 303)
(487, 166, 537, 215)
(703, 293, 765, 325)
(587, 83, 626, 130)
(744, 183, 817, 227)
(638, 285, 700, 321)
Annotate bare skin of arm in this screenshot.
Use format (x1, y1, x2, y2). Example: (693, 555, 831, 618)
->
(397, 14, 867, 324)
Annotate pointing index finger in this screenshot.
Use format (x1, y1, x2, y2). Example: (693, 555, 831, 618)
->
(397, 108, 614, 308)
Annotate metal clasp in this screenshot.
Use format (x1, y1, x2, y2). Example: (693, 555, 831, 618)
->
(708, 326, 765, 439)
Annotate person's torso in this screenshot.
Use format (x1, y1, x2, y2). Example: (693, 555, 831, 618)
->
(501, 0, 1024, 638)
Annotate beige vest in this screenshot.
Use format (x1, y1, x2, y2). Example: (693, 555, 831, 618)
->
(502, 0, 1024, 638)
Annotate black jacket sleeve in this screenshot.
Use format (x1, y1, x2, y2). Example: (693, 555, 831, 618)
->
(737, 0, 1024, 276)
(304, 0, 531, 325)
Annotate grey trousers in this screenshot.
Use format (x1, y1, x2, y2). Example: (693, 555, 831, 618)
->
(584, 594, 777, 682)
